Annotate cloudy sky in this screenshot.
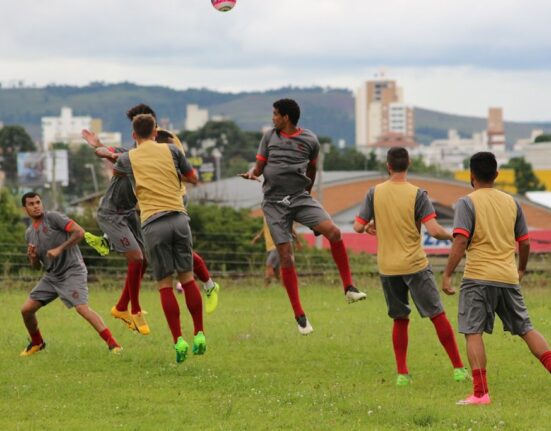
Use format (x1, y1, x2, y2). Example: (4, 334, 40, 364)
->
(2, 0, 550, 121)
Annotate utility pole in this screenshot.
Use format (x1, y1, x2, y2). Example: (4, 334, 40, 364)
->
(315, 143, 331, 249)
(85, 163, 99, 193)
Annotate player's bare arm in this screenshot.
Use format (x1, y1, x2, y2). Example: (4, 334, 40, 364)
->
(305, 162, 317, 194)
(81, 129, 104, 149)
(181, 169, 198, 185)
(95, 147, 119, 162)
(424, 218, 453, 241)
(240, 159, 265, 181)
(518, 238, 530, 281)
(46, 221, 85, 259)
(442, 234, 469, 295)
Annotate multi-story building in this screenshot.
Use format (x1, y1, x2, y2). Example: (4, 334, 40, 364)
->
(185, 104, 209, 131)
(355, 78, 414, 153)
(487, 107, 506, 149)
(41, 107, 121, 151)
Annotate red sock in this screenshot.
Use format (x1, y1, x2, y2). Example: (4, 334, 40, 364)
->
(99, 328, 119, 348)
(115, 281, 130, 312)
(181, 279, 204, 335)
(539, 351, 551, 372)
(193, 252, 210, 283)
(281, 266, 305, 318)
(127, 260, 143, 314)
(30, 329, 43, 346)
(472, 368, 488, 397)
(159, 287, 182, 343)
(393, 319, 409, 374)
(431, 312, 464, 368)
(329, 239, 353, 291)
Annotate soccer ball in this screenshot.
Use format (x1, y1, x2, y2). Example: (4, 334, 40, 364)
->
(211, 0, 236, 12)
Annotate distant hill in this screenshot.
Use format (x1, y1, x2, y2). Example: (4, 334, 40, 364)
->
(0, 82, 549, 147)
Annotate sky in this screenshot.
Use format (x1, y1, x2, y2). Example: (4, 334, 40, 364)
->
(1, 0, 551, 121)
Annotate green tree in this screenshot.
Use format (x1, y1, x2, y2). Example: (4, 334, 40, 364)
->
(502, 157, 546, 195)
(0, 125, 36, 185)
(534, 134, 551, 143)
(0, 188, 28, 275)
(324, 145, 371, 171)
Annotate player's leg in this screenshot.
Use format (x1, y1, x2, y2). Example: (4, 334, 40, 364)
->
(142, 216, 186, 362)
(122, 248, 149, 335)
(20, 298, 46, 356)
(173, 215, 206, 355)
(191, 251, 219, 314)
(498, 286, 551, 373)
(406, 269, 466, 381)
(295, 196, 365, 302)
(74, 304, 121, 352)
(264, 264, 276, 288)
(381, 275, 411, 385)
(456, 282, 492, 405)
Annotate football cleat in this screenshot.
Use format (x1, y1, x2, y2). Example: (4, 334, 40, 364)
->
(84, 232, 110, 257)
(131, 312, 150, 335)
(109, 345, 123, 354)
(174, 336, 189, 363)
(20, 341, 46, 357)
(345, 286, 367, 303)
(192, 331, 207, 355)
(111, 306, 136, 331)
(296, 315, 314, 335)
(396, 374, 412, 386)
(456, 393, 491, 405)
(453, 367, 469, 382)
(204, 282, 220, 314)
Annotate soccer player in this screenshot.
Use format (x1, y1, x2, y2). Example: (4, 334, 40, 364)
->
(241, 98, 366, 335)
(353, 147, 467, 386)
(20, 192, 121, 356)
(114, 113, 204, 362)
(443, 151, 551, 405)
(81, 130, 149, 335)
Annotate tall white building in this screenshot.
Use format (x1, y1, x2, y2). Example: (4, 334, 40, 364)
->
(185, 104, 209, 131)
(355, 78, 414, 153)
(41, 106, 121, 151)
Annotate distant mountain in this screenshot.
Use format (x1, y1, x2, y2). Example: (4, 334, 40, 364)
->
(0, 82, 549, 147)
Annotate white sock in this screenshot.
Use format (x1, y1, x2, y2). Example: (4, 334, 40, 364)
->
(204, 278, 215, 291)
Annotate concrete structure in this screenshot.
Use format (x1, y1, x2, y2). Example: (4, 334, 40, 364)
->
(355, 78, 414, 152)
(524, 142, 551, 170)
(421, 130, 488, 171)
(487, 107, 506, 149)
(185, 104, 209, 131)
(41, 107, 121, 150)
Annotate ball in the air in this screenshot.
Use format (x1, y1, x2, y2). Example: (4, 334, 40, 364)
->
(211, 0, 236, 12)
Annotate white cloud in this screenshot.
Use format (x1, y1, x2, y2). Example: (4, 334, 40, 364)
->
(1, 0, 551, 120)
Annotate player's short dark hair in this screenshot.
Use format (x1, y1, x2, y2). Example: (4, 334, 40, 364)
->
(470, 152, 498, 183)
(133, 114, 156, 139)
(126, 104, 157, 121)
(155, 129, 175, 144)
(386, 147, 409, 172)
(21, 192, 40, 207)
(273, 99, 301, 125)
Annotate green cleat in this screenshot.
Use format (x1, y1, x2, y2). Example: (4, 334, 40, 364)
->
(192, 331, 207, 355)
(174, 336, 189, 363)
(453, 367, 469, 382)
(396, 374, 412, 386)
(85, 232, 110, 257)
(205, 282, 220, 314)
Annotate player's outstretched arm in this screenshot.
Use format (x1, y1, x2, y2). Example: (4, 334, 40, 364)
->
(95, 147, 119, 162)
(46, 221, 85, 259)
(442, 234, 468, 295)
(81, 129, 104, 149)
(424, 218, 453, 241)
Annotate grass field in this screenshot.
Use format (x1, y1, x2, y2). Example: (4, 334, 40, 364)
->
(2, 274, 551, 430)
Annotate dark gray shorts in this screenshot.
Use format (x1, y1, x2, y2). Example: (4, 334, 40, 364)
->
(142, 212, 193, 281)
(30, 271, 88, 308)
(262, 193, 330, 245)
(97, 209, 144, 253)
(380, 267, 444, 319)
(266, 249, 280, 268)
(458, 279, 533, 335)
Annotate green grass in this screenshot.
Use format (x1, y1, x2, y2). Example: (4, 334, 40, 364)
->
(2, 275, 551, 430)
